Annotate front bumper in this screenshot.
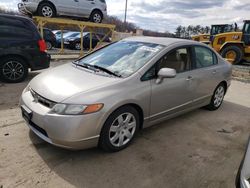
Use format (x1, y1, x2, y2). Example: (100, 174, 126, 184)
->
(236, 137, 250, 188)
(20, 89, 101, 150)
(18, 2, 36, 15)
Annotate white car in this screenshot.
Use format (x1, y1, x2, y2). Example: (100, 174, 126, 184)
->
(18, 0, 107, 23)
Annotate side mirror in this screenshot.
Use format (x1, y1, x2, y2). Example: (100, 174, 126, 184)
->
(156, 68, 176, 84)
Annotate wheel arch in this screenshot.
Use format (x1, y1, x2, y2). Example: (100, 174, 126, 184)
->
(0, 54, 31, 68)
(105, 103, 144, 130)
(219, 42, 244, 52)
(219, 80, 228, 93)
(90, 8, 103, 19)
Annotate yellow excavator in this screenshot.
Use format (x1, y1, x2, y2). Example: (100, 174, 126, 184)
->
(211, 20, 250, 64)
(192, 24, 234, 44)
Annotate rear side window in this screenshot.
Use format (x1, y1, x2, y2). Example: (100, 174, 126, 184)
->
(0, 25, 33, 38)
(0, 18, 36, 39)
(194, 46, 217, 68)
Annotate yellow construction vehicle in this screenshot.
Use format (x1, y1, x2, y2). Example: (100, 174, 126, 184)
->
(192, 24, 234, 44)
(192, 34, 210, 44)
(211, 20, 250, 64)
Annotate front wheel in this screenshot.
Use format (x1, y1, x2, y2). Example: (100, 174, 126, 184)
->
(221, 46, 243, 64)
(99, 106, 140, 152)
(0, 57, 28, 83)
(74, 42, 81, 50)
(206, 83, 226, 111)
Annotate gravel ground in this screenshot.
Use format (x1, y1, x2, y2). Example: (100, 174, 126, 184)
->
(0, 61, 250, 188)
(232, 64, 250, 83)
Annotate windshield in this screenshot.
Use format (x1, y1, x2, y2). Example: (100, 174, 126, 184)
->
(78, 41, 164, 77)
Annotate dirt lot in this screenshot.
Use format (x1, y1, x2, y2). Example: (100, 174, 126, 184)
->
(0, 61, 250, 188)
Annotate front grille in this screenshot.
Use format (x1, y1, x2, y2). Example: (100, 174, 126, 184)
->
(30, 121, 48, 137)
(30, 89, 56, 108)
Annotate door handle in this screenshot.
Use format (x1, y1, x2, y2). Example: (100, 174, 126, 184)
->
(74, 0, 79, 2)
(186, 76, 193, 81)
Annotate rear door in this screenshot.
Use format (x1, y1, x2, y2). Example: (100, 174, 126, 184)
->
(190, 45, 220, 105)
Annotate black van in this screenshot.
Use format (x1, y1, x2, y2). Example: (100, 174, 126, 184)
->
(0, 14, 50, 83)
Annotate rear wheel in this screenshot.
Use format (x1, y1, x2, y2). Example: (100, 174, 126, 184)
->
(90, 10, 103, 23)
(99, 106, 140, 152)
(206, 83, 226, 111)
(221, 46, 243, 64)
(38, 3, 56, 18)
(0, 57, 28, 83)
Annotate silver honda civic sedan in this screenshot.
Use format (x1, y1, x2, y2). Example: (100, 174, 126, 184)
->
(20, 37, 232, 151)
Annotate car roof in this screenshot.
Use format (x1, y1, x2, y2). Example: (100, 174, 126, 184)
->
(123, 36, 200, 47)
(0, 13, 32, 22)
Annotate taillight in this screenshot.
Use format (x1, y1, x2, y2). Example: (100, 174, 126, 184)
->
(38, 39, 47, 52)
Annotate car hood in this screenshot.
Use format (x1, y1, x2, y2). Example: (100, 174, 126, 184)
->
(29, 63, 120, 102)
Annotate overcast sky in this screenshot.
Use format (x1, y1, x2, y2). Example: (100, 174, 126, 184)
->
(1, 0, 250, 32)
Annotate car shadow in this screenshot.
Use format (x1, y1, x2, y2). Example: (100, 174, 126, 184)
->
(29, 101, 250, 188)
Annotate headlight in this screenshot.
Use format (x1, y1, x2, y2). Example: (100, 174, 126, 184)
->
(24, 85, 31, 92)
(50, 103, 103, 115)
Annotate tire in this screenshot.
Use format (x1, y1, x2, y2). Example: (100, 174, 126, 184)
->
(38, 2, 56, 18)
(90, 10, 103, 23)
(0, 57, 28, 83)
(46, 41, 52, 50)
(221, 46, 243, 65)
(206, 83, 226, 111)
(99, 106, 140, 152)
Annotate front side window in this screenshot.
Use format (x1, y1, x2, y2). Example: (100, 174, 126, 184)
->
(194, 46, 217, 68)
(141, 47, 192, 81)
(158, 48, 192, 73)
(78, 41, 164, 77)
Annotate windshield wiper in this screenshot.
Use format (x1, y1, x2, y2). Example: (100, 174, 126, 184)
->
(84, 63, 122, 77)
(73, 61, 121, 78)
(72, 61, 95, 71)
(93, 65, 122, 77)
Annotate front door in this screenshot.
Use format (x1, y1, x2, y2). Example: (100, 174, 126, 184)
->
(149, 47, 195, 122)
(57, 0, 79, 16)
(242, 22, 250, 45)
(78, 0, 95, 17)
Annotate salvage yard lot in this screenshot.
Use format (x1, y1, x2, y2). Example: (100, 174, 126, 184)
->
(0, 61, 250, 188)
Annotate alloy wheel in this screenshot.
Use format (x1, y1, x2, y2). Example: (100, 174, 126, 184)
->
(42, 6, 53, 17)
(46, 42, 52, 50)
(213, 86, 225, 107)
(109, 113, 136, 147)
(2, 61, 24, 81)
(75, 43, 81, 50)
(93, 13, 101, 23)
